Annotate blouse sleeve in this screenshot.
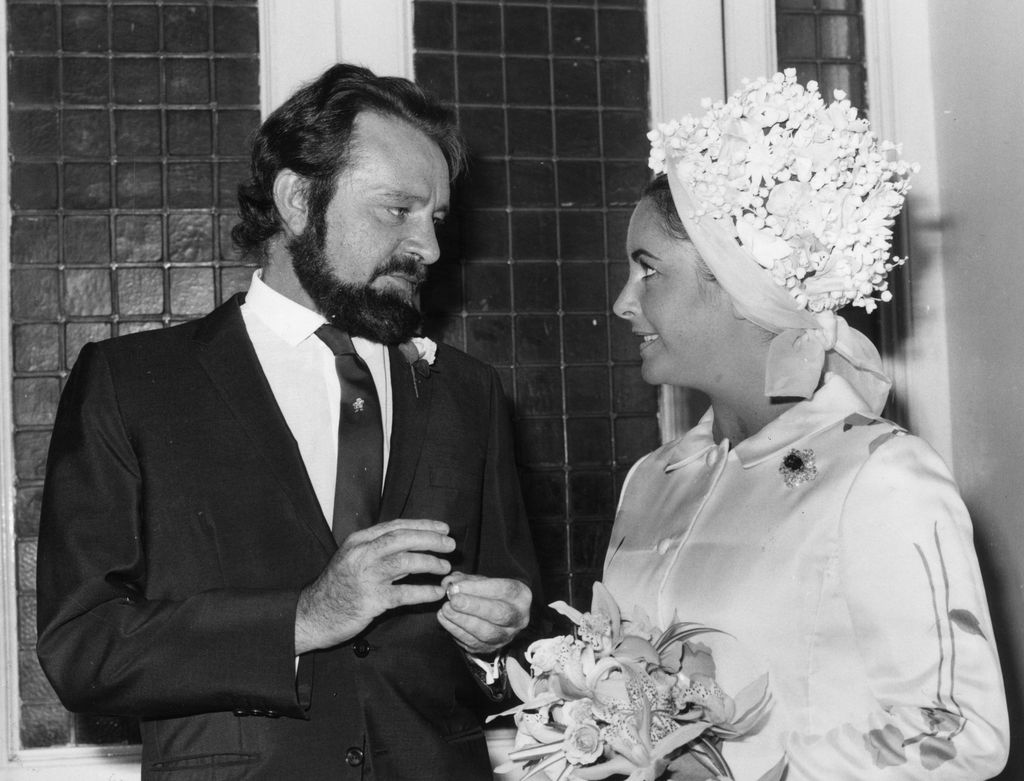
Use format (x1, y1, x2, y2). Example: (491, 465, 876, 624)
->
(781, 432, 1009, 780)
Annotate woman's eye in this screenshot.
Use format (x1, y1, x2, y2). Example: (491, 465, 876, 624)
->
(639, 262, 656, 279)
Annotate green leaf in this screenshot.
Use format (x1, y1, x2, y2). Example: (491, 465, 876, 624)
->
(652, 721, 711, 759)
(949, 608, 986, 639)
(723, 673, 772, 735)
(521, 749, 568, 780)
(572, 756, 640, 780)
(509, 739, 565, 762)
(591, 581, 622, 638)
(756, 756, 788, 781)
(506, 656, 534, 702)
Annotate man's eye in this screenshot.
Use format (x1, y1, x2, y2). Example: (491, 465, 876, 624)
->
(387, 206, 409, 218)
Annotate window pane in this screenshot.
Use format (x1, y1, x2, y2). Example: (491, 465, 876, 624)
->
(8, 0, 261, 750)
(820, 15, 862, 59)
(777, 14, 817, 61)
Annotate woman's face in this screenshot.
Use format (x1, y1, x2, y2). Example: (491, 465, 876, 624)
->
(613, 198, 739, 390)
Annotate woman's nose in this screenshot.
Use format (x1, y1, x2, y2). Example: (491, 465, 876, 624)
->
(612, 279, 636, 320)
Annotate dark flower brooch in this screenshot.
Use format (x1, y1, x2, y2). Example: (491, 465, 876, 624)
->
(779, 448, 817, 488)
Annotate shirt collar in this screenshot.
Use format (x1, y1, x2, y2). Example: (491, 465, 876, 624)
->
(663, 374, 879, 472)
(244, 271, 388, 365)
(245, 270, 326, 346)
(662, 407, 718, 472)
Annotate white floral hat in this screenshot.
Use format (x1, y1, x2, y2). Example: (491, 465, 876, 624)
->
(648, 69, 917, 412)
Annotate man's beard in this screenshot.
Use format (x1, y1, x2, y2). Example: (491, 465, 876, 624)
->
(287, 227, 426, 345)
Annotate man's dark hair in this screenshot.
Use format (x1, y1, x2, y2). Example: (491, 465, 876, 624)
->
(232, 63, 466, 260)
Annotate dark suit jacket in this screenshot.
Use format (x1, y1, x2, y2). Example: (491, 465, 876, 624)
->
(36, 294, 540, 780)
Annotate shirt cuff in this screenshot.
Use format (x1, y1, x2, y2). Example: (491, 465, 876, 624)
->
(467, 652, 505, 685)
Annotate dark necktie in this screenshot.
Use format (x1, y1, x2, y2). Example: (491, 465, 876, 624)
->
(314, 325, 383, 545)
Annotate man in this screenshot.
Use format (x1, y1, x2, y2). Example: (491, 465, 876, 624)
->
(36, 64, 540, 780)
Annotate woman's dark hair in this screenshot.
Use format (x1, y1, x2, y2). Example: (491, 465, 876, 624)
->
(231, 63, 466, 260)
(642, 174, 688, 241)
(641, 174, 718, 288)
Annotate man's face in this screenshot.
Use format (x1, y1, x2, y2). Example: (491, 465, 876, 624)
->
(289, 111, 451, 343)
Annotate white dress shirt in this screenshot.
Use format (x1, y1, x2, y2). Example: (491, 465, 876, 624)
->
(240, 270, 393, 529)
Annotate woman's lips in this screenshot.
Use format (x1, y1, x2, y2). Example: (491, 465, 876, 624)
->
(637, 333, 659, 352)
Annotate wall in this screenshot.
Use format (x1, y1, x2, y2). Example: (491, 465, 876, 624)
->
(412, 0, 660, 609)
(927, 3, 1024, 777)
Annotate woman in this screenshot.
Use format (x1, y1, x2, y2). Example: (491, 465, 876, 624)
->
(603, 72, 1009, 779)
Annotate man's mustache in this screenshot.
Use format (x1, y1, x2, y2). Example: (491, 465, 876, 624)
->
(371, 255, 428, 288)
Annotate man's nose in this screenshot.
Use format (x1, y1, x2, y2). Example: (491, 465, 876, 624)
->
(407, 222, 441, 265)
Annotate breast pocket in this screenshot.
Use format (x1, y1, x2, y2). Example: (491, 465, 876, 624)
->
(399, 465, 482, 569)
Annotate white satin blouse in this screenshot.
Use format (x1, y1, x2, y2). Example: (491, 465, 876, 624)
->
(603, 375, 1009, 780)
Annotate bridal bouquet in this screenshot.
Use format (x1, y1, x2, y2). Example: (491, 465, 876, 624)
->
(491, 583, 783, 781)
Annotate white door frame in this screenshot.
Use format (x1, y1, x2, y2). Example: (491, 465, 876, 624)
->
(259, 0, 414, 114)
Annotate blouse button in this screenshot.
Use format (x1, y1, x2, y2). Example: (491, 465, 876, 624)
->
(705, 448, 719, 467)
(657, 538, 672, 555)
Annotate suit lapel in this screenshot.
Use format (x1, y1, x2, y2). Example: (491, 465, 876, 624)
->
(192, 294, 336, 554)
(379, 345, 432, 521)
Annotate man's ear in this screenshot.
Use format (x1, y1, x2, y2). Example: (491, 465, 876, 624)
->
(273, 169, 309, 236)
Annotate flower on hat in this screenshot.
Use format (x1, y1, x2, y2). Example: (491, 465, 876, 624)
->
(648, 69, 918, 314)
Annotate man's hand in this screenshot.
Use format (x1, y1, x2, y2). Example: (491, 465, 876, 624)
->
(295, 519, 454, 654)
(436, 572, 531, 656)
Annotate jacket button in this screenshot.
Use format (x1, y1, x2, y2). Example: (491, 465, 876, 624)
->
(345, 747, 364, 766)
(353, 639, 370, 658)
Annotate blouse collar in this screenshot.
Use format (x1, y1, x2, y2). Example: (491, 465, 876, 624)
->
(663, 374, 881, 472)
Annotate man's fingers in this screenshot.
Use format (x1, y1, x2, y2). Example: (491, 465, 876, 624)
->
(437, 605, 493, 650)
(380, 551, 452, 580)
(446, 592, 519, 628)
(389, 583, 447, 609)
(440, 571, 469, 592)
(353, 518, 450, 543)
(364, 528, 456, 559)
(445, 574, 527, 603)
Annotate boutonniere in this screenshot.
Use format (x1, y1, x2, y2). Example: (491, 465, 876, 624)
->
(398, 336, 437, 398)
(779, 447, 817, 488)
